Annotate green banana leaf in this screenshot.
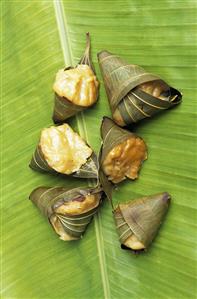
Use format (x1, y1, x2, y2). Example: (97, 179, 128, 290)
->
(2, 0, 196, 298)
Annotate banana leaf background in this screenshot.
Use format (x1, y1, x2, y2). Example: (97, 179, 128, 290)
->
(2, 0, 197, 298)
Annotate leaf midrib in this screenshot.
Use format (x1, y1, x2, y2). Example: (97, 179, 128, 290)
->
(53, 1, 110, 299)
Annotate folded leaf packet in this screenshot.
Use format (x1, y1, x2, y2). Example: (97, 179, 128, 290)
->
(114, 192, 171, 251)
(29, 123, 98, 179)
(100, 117, 147, 184)
(98, 50, 182, 126)
(29, 186, 103, 240)
(53, 33, 99, 123)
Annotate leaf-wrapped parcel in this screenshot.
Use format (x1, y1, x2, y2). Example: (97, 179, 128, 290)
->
(114, 192, 171, 251)
(97, 51, 182, 126)
(29, 123, 98, 179)
(100, 117, 147, 185)
(53, 33, 99, 123)
(29, 186, 103, 240)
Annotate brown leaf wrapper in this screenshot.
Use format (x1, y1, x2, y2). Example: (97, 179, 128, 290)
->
(29, 144, 98, 179)
(52, 33, 99, 123)
(29, 124, 99, 179)
(99, 117, 147, 195)
(114, 192, 171, 251)
(29, 186, 103, 240)
(100, 117, 138, 165)
(97, 50, 182, 126)
(53, 93, 86, 124)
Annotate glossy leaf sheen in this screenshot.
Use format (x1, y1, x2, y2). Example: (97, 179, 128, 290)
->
(2, 1, 197, 299)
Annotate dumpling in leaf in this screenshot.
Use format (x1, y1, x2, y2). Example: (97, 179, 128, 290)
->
(29, 186, 103, 240)
(29, 123, 98, 179)
(114, 192, 171, 251)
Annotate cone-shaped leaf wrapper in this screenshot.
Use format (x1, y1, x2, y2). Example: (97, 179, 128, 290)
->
(98, 51, 182, 126)
(100, 117, 147, 187)
(29, 186, 103, 240)
(53, 33, 99, 123)
(29, 124, 98, 179)
(114, 192, 171, 251)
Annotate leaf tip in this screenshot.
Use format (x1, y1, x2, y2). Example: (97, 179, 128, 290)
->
(97, 50, 113, 61)
(161, 192, 171, 204)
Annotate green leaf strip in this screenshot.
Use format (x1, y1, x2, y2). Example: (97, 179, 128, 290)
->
(53, 1, 111, 297)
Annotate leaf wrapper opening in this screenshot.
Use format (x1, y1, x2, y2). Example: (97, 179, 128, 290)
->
(29, 144, 98, 179)
(99, 117, 147, 187)
(29, 125, 99, 179)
